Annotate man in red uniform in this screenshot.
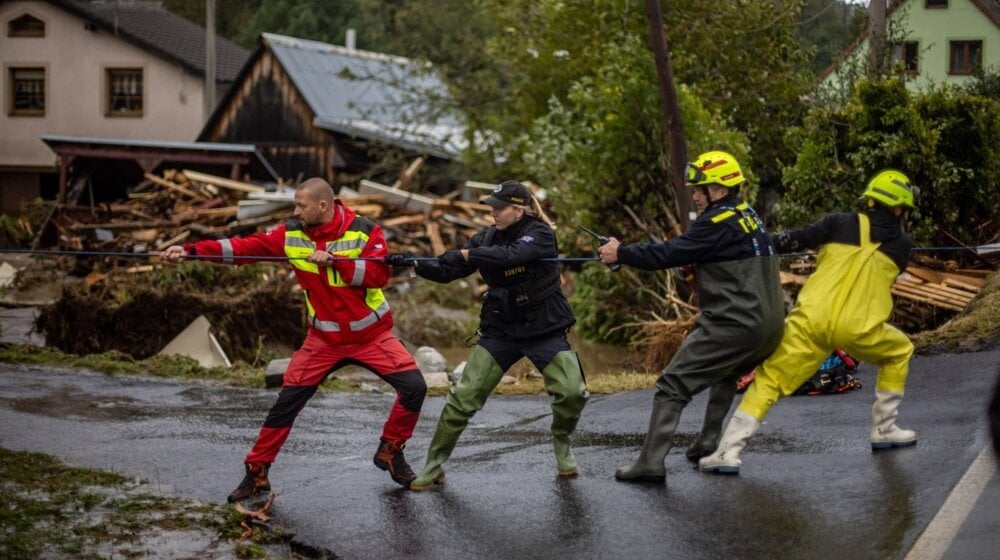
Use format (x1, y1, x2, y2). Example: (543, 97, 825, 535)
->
(162, 178, 427, 501)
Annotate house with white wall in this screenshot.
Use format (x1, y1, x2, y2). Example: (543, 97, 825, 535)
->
(0, 0, 249, 214)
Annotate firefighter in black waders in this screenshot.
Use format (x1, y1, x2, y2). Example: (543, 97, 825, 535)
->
(598, 150, 785, 482)
(386, 180, 589, 490)
(700, 169, 919, 475)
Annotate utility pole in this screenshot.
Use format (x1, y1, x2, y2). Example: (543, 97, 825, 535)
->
(868, 0, 886, 77)
(204, 0, 217, 122)
(643, 0, 691, 231)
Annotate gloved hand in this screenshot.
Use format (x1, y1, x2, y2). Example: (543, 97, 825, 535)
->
(438, 250, 466, 267)
(385, 252, 416, 267)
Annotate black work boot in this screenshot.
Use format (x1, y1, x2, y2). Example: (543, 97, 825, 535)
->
(685, 381, 738, 463)
(374, 439, 416, 487)
(227, 462, 271, 503)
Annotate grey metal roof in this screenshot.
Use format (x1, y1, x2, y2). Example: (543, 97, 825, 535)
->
(262, 33, 466, 159)
(47, 0, 250, 82)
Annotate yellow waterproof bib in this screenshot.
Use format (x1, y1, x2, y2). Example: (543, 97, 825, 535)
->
(795, 213, 900, 337)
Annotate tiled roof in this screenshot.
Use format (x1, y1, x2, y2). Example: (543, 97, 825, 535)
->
(971, 0, 1000, 28)
(47, 0, 250, 82)
(262, 33, 465, 159)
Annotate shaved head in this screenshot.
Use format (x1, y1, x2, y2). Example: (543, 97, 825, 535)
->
(294, 178, 336, 226)
(298, 178, 335, 203)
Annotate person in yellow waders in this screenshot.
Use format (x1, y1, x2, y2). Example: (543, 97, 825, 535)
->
(699, 169, 920, 474)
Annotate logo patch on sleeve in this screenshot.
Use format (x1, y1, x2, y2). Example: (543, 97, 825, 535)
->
(519, 235, 534, 243)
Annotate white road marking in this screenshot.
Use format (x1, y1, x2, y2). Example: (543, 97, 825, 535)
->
(905, 445, 997, 560)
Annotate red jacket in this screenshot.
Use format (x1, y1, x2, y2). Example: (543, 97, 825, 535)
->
(183, 201, 393, 345)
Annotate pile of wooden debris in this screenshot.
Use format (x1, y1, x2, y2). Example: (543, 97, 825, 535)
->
(34, 158, 562, 264)
(779, 251, 995, 332)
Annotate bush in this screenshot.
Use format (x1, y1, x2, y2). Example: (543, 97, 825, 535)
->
(780, 76, 1000, 246)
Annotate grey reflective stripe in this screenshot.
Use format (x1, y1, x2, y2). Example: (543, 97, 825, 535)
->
(351, 260, 366, 286)
(326, 239, 366, 253)
(286, 237, 315, 250)
(220, 239, 234, 264)
(871, 185, 901, 201)
(349, 300, 390, 331)
(309, 314, 340, 332)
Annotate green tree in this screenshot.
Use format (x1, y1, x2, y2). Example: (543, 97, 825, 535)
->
(520, 35, 750, 343)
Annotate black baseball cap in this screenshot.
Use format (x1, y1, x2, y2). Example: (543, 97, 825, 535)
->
(483, 180, 532, 208)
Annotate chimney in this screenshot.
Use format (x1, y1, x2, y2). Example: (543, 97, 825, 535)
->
(346, 28, 356, 51)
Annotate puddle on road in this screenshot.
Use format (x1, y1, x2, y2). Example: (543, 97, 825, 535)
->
(6, 385, 149, 421)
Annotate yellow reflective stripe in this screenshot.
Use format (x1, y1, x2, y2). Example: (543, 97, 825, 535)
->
(220, 239, 234, 264)
(738, 217, 751, 233)
(711, 210, 736, 223)
(285, 230, 318, 273)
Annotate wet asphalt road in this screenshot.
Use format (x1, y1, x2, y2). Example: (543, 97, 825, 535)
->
(1, 350, 999, 560)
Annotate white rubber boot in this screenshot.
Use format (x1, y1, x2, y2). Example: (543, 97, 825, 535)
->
(870, 390, 917, 450)
(699, 410, 760, 475)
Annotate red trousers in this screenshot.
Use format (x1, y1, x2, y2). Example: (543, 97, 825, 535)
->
(245, 330, 426, 464)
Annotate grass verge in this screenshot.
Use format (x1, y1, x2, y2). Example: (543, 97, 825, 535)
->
(0, 343, 658, 394)
(0, 447, 296, 560)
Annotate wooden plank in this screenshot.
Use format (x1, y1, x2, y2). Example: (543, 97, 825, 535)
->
(181, 169, 266, 193)
(445, 200, 493, 213)
(193, 207, 239, 219)
(427, 221, 446, 255)
(392, 157, 425, 190)
(144, 173, 208, 201)
(906, 265, 986, 290)
(892, 282, 969, 309)
(897, 277, 977, 301)
(358, 180, 435, 213)
(779, 271, 808, 286)
(69, 220, 177, 230)
(895, 279, 974, 304)
(350, 204, 384, 218)
(891, 285, 965, 311)
(382, 214, 425, 227)
(156, 230, 191, 251)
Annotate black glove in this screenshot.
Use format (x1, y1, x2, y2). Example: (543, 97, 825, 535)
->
(438, 249, 466, 267)
(385, 252, 416, 267)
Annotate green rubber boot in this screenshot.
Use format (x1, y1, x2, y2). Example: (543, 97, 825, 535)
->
(685, 380, 737, 462)
(409, 346, 505, 491)
(615, 391, 683, 482)
(543, 351, 590, 478)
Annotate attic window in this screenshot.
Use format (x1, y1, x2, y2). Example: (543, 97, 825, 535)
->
(8, 13, 45, 37)
(925, 0, 948, 7)
(107, 68, 144, 116)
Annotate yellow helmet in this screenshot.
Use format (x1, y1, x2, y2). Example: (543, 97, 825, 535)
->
(685, 150, 745, 188)
(862, 169, 918, 209)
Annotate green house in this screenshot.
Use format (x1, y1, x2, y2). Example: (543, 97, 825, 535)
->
(819, 0, 1000, 93)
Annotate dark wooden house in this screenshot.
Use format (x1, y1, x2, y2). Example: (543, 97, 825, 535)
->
(198, 33, 465, 187)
